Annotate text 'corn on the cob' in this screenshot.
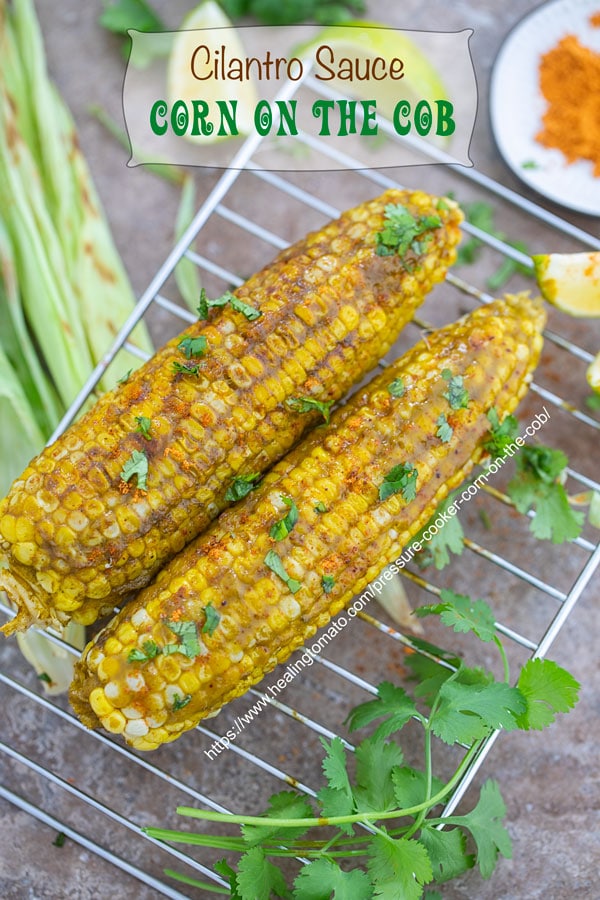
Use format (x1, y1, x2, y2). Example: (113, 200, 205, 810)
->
(0, 190, 462, 634)
(70, 295, 546, 751)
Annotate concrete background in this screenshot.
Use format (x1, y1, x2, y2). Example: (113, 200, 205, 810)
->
(0, 1, 599, 898)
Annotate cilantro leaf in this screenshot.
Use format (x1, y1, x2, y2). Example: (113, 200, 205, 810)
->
(99, 0, 164, 34)
(236, 847, 289, 900)
(353, 736, 405, 813)
(415, 589, 496, 643)
(242, 792, 313, 847)
(412, 492, 465, 571)
(120, 449, 148, 491)
(166, 620, 202, 658)
(202, 602, 220, 636)
(431, 679, 526, 745)
(507, 445, 584, 543)
(442, 369, 469, 410)
(419, 826, 475, 883)
(392, 767, 445, 810)
(225, 473, 261, 502)
(346, 681, 417, 741)
(314, 501, 328, 513)
(367, 835, 433, 900)
(585, 392, 600, 412)
(128, 640, 160, 663)
(443, 780, 512, 879)
(321, 574, 335, 594)
(135, 415, 152, 440)
(515, 658, 580, 731)
(375, 203, 441, 262)
(483, 407, 519, 458)
(117, 368, 133, 384)
(214, 859, 242, 900)
(379, 463, 418, 503)
(317, 736, 354, 835)
(197, 288, 230, 320)
(172, 360, 200, 376)
(230, 294, 262, 321)
(286, 396, 333, 423)
(269, 496, 299, 541)
(387, 377, 405, 398)
(294, 858, 371, 900)
(264, 549, 302, 593)
(178, 334, 207, 360)
(436, 413, 453, 443)
(172, 693, 191, 711)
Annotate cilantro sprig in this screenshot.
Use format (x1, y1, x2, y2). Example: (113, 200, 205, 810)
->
(379, 463, 418, 503)
(507, 444, 584, 543)
(375, 203, 442, 262)
(146, 592, 578, 898)
(483, 407, 519, 458)
(442, 369, 469, 410)
(269, 496, 299, 541)
(225, 473, 261, 502)
(286, 396, 333, 424)
(197, 288, 261, 322)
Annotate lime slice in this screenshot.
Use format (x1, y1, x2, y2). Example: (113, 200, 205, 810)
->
(532, 251, 600, 318)
(167, 1, 258, 145)
(294, 22, 448, 121)
(588, 350, 600, 393)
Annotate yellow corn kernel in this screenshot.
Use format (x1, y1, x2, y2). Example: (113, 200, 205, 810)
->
(89, 687, 114, 718)
(102, 710, 127, 734)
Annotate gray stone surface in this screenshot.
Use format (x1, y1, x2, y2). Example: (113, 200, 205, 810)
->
(0, 1, 599, 898)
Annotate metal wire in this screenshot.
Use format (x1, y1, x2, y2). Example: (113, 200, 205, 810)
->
(1, 74, 599, 898)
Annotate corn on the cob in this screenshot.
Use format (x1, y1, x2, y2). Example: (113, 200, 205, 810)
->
(69, 294, 546, 751)
(0, 190, 462, 635)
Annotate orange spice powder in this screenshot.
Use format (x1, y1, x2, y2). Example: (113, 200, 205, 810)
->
(535, 33, 600, 175)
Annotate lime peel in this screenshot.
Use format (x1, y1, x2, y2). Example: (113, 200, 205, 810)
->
(533, 251, 600, 318)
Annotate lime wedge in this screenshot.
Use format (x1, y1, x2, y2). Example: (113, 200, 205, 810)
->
(167, 1, 258, 145)
(294, 21, 448, 120)
(532, 251, 600, 318)
(588, 351, 600, 393)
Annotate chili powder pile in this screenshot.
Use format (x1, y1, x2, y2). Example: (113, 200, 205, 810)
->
(536, 32, 600, 175)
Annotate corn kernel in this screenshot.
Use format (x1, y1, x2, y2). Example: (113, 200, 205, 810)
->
(102, 710, 127, 734)
(90, 687, 114, 718)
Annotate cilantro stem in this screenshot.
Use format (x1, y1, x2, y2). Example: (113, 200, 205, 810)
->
(175, 741, 481, 829)
(494, 635, 510, 683)
(163, 869, 230, 894)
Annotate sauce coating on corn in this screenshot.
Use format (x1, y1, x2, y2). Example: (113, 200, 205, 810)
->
(70, 295, 546, 751)
(0, 190, 462, 633)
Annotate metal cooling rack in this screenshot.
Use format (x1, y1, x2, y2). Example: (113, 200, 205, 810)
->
(1, 71, 600, 898)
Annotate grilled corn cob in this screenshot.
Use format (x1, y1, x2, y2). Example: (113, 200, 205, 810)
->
(0, 190, 462, 634)
(70, 294, 546, 751)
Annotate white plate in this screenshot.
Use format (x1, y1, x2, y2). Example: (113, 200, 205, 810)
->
(490, 0, 600, 216)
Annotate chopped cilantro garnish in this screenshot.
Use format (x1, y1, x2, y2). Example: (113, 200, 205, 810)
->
(197, 288, 230, 320)
(165, 620, 202, 658)
(265, 549, 302, 593)
(120, 450, 148, 491)
(483, 408, 519, 458)
(52, 832, 66, 848)
(117, 368, 133, 385)
(225, 473, 261, 502)
(269, 496, 299, 541)
(197, 288, 261, 321)
(387, 377, 405, 398)
(314, 501, 328, 514)
(436, 413, 453, 443)
(172, 360, 200, 376)
(286, 396, 333, 424)
(321, 575, 335, 594)
(202, 602, 220, 636)
(128, 640, 161, 663)
(375, 203, 441, 260)
(507, 444, 584, 543)
(412, 490, 465, 570)
(442, 369, 469, 410)
(178, 334, 207, 359)
(521, 159, 540, 170)
(135, 415, 152, 440)
(379, 463, 418, 503)
(172, 693, 192, 711)
(37, 672, 53, 685)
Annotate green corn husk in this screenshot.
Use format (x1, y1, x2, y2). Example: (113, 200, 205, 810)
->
(0, 0, 155, 690)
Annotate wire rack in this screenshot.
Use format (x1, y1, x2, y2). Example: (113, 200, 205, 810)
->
(1, 71, 600, 898)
